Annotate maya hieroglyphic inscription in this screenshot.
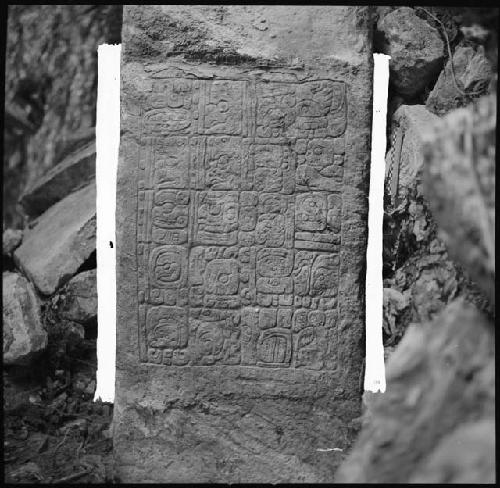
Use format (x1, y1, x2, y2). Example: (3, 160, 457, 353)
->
(136, 78, 347, 370)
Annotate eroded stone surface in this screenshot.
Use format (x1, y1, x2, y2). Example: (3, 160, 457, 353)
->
(114, 6, 373, 483)
(14, 182, 96, 296)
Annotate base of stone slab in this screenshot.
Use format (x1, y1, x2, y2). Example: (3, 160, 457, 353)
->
(112, 365, 359, 483)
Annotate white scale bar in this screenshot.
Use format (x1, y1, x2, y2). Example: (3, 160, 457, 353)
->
(364, 53, 390, 393)
(94, 44, 121, 403)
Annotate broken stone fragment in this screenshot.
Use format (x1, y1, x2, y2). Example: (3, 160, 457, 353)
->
(385, 104, 440, 202)
(377, 7, 444, 98)
(19, 140, 96, 220)
(3, 272, 47, 365)
(3, 228, 23, 255)
(14, 182, 96, 296)
(57, 269, 97, 324)
(422, 94, 496, 306)
(335, 299, 495, 483)
(426, 44, 493, 116)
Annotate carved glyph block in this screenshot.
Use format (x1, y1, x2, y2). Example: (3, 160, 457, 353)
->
(134, 77, 347, 369)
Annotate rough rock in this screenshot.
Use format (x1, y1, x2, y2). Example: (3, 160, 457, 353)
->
(335, 299, 495, 483)
(3, 228, 23, 255)
(3, 272, 47, 365)
(57, 269, 97, 324)
(62, 321, 86, 347)
(422, 93, 496, 306)
(115, 5, 374, 483)
(3, 5, 121, 229)
(19, 140, 96, 220)
(14, 182, 96, 296)
(409, 419, 496, 483)
(377, 7, 444, 98)
(426, 44, 493, 116)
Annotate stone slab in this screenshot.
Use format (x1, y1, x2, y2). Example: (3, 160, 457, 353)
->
(19, 140, 96, 219)
(385, 104, 440, 202)
(14, 182, 96, 296)
(114, 5, 373, 483)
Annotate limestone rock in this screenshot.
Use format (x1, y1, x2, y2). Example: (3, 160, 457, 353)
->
(422, 94, 496, 306)
(3, 272, 47, 365)
(378, 7, 444, 98)
(14, 182, 96, 296)
(426, 45, 493, 116)
(57, 269, 97, 324)
(335, 299, 495, 483)
(3, 228, 23, 255)
(409, 419, 496, 483)
(385, 105, 440, 203)
(19, 140, 95, 219)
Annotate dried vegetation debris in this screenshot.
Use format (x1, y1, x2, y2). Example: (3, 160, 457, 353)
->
(4, 345, 114, 484)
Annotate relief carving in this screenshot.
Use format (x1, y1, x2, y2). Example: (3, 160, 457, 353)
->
(138, 77, 346, 369)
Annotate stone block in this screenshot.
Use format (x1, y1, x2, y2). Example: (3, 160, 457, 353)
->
(385, 104, 440, 202)
(14, 182, 96, 296)
(378, 7, 444, 98)
(3, 272, 47, 365)
(57, 269, 97, 324)
(19, 140, 95, 219)
(426, 45, 493, 116)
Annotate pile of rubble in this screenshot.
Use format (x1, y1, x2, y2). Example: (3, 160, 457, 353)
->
(3, 135, 114, 483)
(378, 6, 495, 346)
(337, 7, 496, 483)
